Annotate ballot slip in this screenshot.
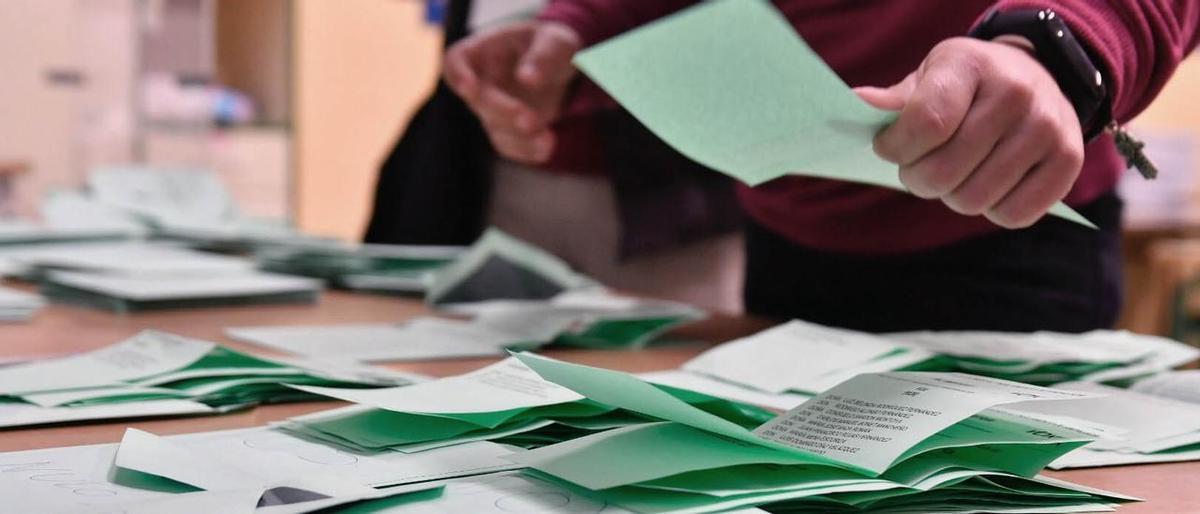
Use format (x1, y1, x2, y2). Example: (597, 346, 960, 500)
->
(425, 227, 597, 305)
(227, 318, 516, 362)
(40, 269, 321, 313)
(0, 219, 133, 247)
(0, 330, 419, 428)
(572, 0, 1092, 228)
(0, 425, 518, 513)
(1005, 374, 1200, 469)
(503, 352, 1135, 513)
(682, 320, 940, 395)
(0, 240, 254, 277)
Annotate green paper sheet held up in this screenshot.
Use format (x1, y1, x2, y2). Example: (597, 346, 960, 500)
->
(573, 0, 1094, 228)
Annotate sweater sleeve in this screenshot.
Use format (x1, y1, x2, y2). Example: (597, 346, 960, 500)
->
(987, 0, 1200, 123)
(536, 0, 698, 47)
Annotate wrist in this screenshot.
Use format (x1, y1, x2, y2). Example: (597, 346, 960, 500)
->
(969, 8, 1111, 141)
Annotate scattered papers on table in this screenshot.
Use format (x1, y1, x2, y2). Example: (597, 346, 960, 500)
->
(426, 228, 596, 305)
(281, 357, 775, 455)
(229, 289, 703, 362)
(256, 243, 464, 294)
(572, 0, 1091, 227)
(505, 352, 1132, 513)
(0, 425, 514, 513)
(0, 330, 418, 428)
(887, 330, 1200, 385)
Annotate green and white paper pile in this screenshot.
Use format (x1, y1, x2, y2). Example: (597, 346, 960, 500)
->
(887, 330, 1199, 385)
(279, 357, 775, 455)
(256, 243, 464, 294)
(0, 330, 418, 428)
(505, 353, 1135, 513)
(0, 424, 520, 513)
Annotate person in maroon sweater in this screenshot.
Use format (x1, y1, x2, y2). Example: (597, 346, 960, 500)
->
(444, 0, 1200, 332)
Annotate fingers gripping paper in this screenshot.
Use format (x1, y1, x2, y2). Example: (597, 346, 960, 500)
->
(572, 0, 1093, 227)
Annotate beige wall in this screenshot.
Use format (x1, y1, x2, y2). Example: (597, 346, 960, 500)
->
(292, 0, 442, 240)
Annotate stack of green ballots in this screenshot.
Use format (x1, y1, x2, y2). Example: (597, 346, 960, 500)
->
(257, 243, 464, 294)
(0, 330, 417, 428)
(279, 357, 775, 454)
(498, 353, 1136, 513)
(887, 330, 1199, 385)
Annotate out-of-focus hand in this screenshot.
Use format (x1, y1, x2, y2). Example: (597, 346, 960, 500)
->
(856, 36, 1084, 228)
(443, 21, 582, 164)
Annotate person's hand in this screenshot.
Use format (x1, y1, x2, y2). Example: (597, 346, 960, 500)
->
(443, 21, 582, 164)
(856, 37, 1084, 228)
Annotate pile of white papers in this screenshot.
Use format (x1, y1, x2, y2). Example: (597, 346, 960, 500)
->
(887, 329, 1200, 384)
(682, 320, 937, 396)
(0, 240, 324, 312)
(42, 269, 321, 312)
(0, 218, 133, 246)
(0, 285, 44, 321)
(1010, 371, 1200, 469)
(0, 241, 253, 277)
(0, 425, 520, 513)
(0, 331, 419, 428)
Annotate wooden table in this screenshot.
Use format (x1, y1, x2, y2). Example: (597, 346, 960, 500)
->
(1, 287, 1197, 512)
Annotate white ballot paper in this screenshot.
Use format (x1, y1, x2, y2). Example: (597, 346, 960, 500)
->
(0, 241, 253, 275)
(0, 399, 218, 428)
(639, 369, 812, 411)
(751, 372, 1097, 473)
(227, 318, 515, 362)
(74, 489, 262, 514)
(45, 269, 321, 301)
(1010, 381, 1200, 455)
(1130, 369, 1200, 404)
(0, 331, 213, 395)
(0, 426, 519, 513)
(684, 320, 933, 394)
(290, 357, 583, 415)
(375, 471, 635, 514)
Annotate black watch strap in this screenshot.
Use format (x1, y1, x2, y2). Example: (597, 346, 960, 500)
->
(969, 8, 1111, 141)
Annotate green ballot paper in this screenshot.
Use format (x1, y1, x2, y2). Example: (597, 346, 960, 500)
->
(573, 0, 1094, 228)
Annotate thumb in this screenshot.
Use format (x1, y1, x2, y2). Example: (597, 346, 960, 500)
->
(517, 25, 579, 90)
(854, 73, 916, 112)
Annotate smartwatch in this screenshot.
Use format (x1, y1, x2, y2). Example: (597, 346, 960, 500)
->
(969, 8, 1111, 141)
